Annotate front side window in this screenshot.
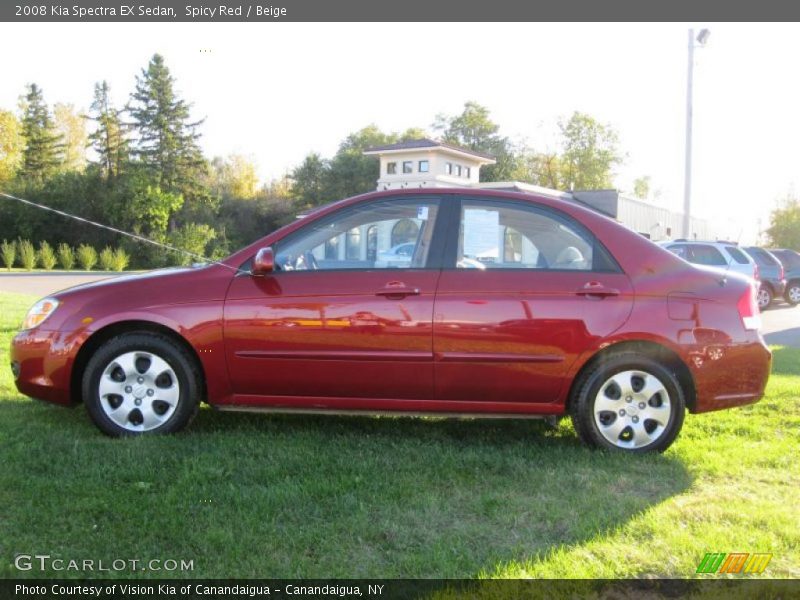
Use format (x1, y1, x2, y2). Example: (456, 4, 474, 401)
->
(418, 160, 429, 173)
(386, 162, 397, 175)
(275, 198, 440, 271)
(456, 200, 601, 271)
(402, 161, 413, 174)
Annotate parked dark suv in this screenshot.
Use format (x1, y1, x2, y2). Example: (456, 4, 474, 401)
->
(768, 249, 800, 306)
(743, 247, 786, 309)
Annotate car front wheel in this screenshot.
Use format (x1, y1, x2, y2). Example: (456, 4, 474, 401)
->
(82, 332, 201, 436)
(570, 353, 685, 453)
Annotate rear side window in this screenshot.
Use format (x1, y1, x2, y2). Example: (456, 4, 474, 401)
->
(689, 244, 727, 266)
(746, 248, 778, 267)
(726, 246, 749, 264)
(775, 250, 800, 269)
(666, 244, 690, 260)
(455, 199, 616, 271)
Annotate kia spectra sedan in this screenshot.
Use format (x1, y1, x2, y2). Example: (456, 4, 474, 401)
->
(10, 189, 771, 452)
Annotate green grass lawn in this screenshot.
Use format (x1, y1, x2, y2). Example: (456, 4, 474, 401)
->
(0, 290, 798, 579)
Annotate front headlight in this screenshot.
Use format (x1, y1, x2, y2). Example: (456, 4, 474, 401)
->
(22, 298, 60, 330)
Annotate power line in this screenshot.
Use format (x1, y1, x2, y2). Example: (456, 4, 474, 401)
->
(0, 190, 246, 274)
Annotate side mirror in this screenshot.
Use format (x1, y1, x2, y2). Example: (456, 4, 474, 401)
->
(252, 247, 275, 275)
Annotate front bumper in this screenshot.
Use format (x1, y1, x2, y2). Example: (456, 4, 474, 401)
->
(10, 328, 81, 406)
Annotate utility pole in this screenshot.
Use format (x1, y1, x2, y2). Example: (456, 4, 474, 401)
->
(682, 28, 710, 240)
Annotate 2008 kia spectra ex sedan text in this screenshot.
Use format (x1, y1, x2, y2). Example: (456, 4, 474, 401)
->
(10, 189, 771, 452)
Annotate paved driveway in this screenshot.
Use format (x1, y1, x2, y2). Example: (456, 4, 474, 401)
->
(2, 272, 799, 347)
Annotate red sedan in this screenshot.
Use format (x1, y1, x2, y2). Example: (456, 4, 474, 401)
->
(10, 189, 771, 452)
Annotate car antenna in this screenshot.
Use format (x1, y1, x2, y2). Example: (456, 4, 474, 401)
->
(0, 190, 248, 274)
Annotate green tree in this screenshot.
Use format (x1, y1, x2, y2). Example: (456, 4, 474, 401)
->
(19, 84, 64, 181)
(290, 152, 328, 208)
(210, 153, 259, 200)
(766, 195, 800, 250)
(633, 176, 651, 200)
(87, 81, 128, 183)
(128, 54, 206, 215)
(57, 243, 75, 270)
(38, 240, 57, 270)
(1, 239, 15, 270)
(556, 111, 622, 190)
(76, 244, 98, 270)
(53, 103, 88, 172)
(433, 101, 520, 181)
(0, 110, 24, 184)
(168, 222, 217, 266)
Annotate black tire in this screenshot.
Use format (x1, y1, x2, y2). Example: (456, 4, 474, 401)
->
(82, 332, 201, 437)
(757, 285, 773, 311)
(785, 281, 800, 306)
(570, 352, 686, 453)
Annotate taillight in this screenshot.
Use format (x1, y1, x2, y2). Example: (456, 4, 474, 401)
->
(737, 284, 761, 331)
(779, 264, 785, 280)
(753, 263, 760, 280)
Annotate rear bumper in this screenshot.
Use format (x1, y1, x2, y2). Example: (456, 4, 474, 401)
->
(763, 278, 786, 296)
(690, 338, 771, 413)
(9, 328, 78, 406)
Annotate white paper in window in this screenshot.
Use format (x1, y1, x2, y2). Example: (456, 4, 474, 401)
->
(417, 206, 429, 220)
(463, 209, 500, 259)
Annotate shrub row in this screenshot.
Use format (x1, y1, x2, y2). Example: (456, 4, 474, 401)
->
(0, 239, 129, 272)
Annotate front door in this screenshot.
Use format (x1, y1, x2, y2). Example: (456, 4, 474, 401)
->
(223, 196, 443, 405)
(433, 197, 634, 406)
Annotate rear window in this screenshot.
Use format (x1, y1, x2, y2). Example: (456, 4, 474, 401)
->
(746, 248, 779, 267)
(690, 244, 727, 266)
(725, 246, 749, 264)
(775, 250, 800, 269)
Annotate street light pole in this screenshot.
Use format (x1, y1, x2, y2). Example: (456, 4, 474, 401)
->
(682, 28, 710, 240)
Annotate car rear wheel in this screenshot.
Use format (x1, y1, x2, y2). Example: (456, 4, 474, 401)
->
(757, 286, 773, 310)
(82, 332, 201, 436)
(786, 282, 800, 306)
(570, 352, 685, 453)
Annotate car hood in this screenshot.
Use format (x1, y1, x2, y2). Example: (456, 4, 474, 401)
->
(52, 266, 203, 298)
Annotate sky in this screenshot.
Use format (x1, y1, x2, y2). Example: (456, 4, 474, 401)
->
(1, 22, 798, 244)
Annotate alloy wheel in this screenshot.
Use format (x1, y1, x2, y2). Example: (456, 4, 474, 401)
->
(757, 288, 771, 310)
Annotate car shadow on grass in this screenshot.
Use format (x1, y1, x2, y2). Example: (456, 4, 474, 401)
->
(2, 400, 693, 579)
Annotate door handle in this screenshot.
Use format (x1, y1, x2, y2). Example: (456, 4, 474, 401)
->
(376, 282, 420, 298)
(576, 282, 620, 298)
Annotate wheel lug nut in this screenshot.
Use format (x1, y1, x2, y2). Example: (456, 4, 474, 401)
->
(137, 377, 144, 383)
(124, 385, 132, 393)
(619, 409, 626, 416)
(639, 402, 646, 409)
(632, 416, 639, 423)
(626, 396, 633, 403)
(134, 398, 142, 406)
(146, 389, 154, 396)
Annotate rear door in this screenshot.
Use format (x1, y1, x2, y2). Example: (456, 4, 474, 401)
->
(433, 197, 634, 405)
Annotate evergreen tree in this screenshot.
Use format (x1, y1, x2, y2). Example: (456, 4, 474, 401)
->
(20, 84, 64, 181)
(127, 54, 204, 195)
(87, 81, 128, 183)
(89, 81, 129, 183)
